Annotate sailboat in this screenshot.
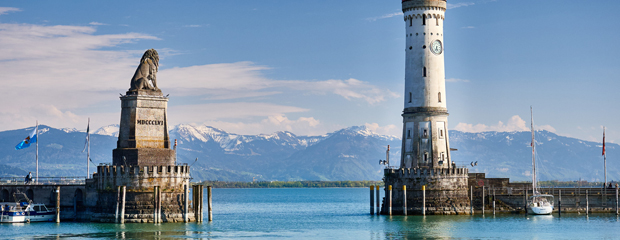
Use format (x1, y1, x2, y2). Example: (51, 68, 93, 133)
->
(527, 106, 554, 215)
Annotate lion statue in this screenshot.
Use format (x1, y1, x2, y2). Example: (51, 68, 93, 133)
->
(129, 49, 160, 92)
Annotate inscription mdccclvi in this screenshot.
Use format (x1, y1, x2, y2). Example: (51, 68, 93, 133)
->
(137, 119, 164, 125)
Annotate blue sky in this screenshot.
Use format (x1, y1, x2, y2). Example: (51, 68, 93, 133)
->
(0, 0, 618, 143)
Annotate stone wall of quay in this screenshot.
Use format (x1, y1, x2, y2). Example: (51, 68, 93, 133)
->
(90, 164, 193, 223)
(381, 167, 470, 215)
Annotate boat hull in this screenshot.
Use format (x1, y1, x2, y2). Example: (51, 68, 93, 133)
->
(528, 206, 553, 215)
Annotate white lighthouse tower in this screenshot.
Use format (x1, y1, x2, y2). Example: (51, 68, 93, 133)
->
(381, 0, 470, 216)
(400, 0, 451, 169)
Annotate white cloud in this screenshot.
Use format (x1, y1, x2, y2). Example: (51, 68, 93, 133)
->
(454, 115, 556, 133)
(183, 25, 201, 28)
(0, 22, 159, 130)
(367, 12, 403, 22)
(159, 63, 398, 104)
(364, 123, 400, 137)
(446, 78, 470, 83)
(200, 115, 325, 136)
(461, 26, 475, 29)
(0, 20, 398, 135)
(283, 78, 399, 105)
(89, 22, 108, 26)
(447, 2, 475, 9)
(0, 7, 20, 15)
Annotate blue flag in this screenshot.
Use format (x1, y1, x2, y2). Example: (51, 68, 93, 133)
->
(15, 127, 37, 150)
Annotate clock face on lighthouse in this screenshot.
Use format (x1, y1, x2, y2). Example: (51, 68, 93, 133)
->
(431, 40, 442, 55)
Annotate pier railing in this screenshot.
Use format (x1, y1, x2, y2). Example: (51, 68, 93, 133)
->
(0, 177, 86, 185)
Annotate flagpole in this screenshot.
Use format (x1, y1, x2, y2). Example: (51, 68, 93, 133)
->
(604, 126, 607, 187)
(87, 118, 90, 179)
(36, 121, 39, 183)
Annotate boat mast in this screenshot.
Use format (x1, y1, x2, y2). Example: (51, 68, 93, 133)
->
(531, 106, 536, 194)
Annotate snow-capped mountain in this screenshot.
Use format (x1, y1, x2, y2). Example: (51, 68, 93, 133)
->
(94, 124, 119, 137)
(0, 124, 615, 182)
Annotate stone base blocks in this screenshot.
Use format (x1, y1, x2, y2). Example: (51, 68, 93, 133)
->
(381, 167, 471, 215)
(91, 164, 194, 223)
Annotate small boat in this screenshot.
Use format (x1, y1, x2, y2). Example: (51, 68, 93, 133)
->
(0, 192, 55, 223)
(527, 106, 554, 215)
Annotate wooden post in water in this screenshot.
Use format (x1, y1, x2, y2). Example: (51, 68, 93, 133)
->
(616, 184, 618, 216)
(370, 186, 374, 215)
(493, 188, 496, 215)
(375, 185, 380, 215)
(482, 186, 485, 216)
(120, 186, 126, 224)
(586, 189, 589, 215)
(184, 184, 189, 223)
(470, 186, 473, 215)
(388, 185, 392, 216)
(402, 185, 407, 216)
(192, 185, 196, 222)
(559, 189, 562, 217)
(207, 186, 212, 222)
(198, 185, 203, 222)
(153, 186, 158, 223)
(422, 185, 426, 216)
(73, 195, 77, 221)
(158, 186, 162, 223)
(56, 186, 60, 223)
(115, 186, 120, 223)
(525, 187, 528, 215)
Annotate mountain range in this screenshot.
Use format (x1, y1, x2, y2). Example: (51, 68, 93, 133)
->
(0, 124, 615, 182)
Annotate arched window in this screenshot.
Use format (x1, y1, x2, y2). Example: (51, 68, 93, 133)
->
(438, 92, 441, 103)
(424, 152, 428, 162)
(423, 67, 427, 77)
(407, 130, 411, 139)
(409, 18, 412, 27)
(422, 15, 426, 25)
(409, 92, 412, 103)
(436, 17, 439, 26)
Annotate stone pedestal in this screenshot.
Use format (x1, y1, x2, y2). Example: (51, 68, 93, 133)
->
(113, 90, 175, 166)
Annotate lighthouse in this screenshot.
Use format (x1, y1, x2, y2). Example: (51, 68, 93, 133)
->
(400, 0, 450, 169)
(381, 0, 470, 215)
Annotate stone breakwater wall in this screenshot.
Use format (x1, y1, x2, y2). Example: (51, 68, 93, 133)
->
(469, 185, 620, 214)
(381, 167, 470, 215)
(90, 165, 193, 223)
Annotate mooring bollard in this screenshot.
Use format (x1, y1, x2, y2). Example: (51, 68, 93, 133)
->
(559, 189, 562, 217)
(56, 186, 60, 223)
(403, 185, 407, 216)
(207, 186, 212, 222)
(121, 186, 126, 224)
(422, 185, 426, 216)
(586, 189, 589, 215)
(115, 186, 121, 223)
(388, 185, 392, 216)
(470, 186, 473, 215)
(370, 186, 374, 215)
(375, 185, 380, 215)
(184, 184, 189, 223)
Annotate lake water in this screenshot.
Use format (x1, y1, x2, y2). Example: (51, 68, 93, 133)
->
(1, 188, 619, 239)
